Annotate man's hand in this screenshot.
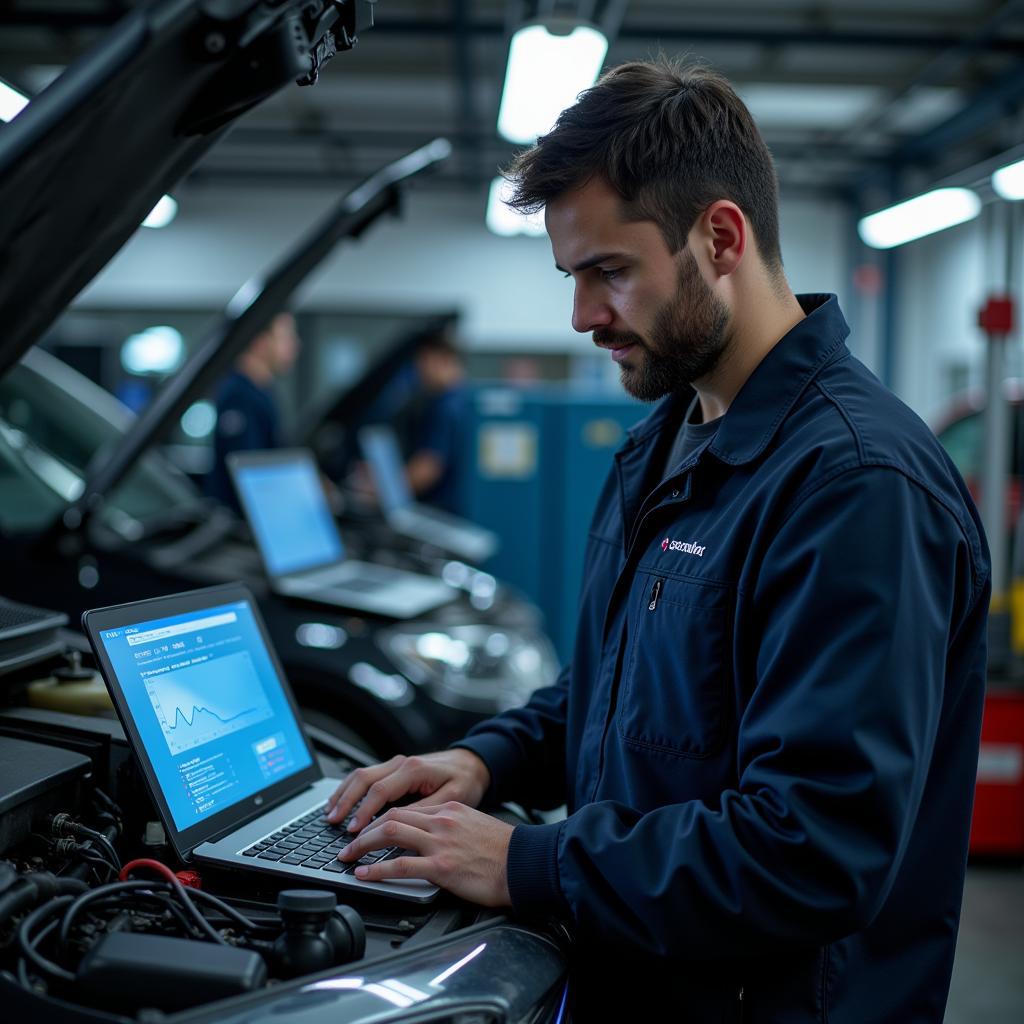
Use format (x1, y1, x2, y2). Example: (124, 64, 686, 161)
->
(325, 749, 490, 832)
(338, 802, 514, 907)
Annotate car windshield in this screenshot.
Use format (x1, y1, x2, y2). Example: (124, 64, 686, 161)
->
(0, 348, 199, 532)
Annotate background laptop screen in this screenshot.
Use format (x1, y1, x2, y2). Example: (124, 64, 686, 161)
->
(233, 458, 344, 576)
(360, 425, 413, 514)
(96, 598, 312, 832)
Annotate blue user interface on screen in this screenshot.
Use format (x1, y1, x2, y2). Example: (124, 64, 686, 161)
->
(361, 427, 412, 514)
(99, 600, 312, 831)
(234, 459, 344, 577)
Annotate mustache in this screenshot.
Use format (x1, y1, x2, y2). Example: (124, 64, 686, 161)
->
(593, 329, 645, 349)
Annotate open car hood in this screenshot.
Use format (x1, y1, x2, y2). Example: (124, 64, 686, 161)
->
(74, 137, 451, 521)
(0, 0, 376, 379)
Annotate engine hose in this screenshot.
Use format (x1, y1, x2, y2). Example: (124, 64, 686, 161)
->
(0, 872, 89, 928)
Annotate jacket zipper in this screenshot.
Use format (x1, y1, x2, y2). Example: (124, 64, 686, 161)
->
(648, 577, 663, 611)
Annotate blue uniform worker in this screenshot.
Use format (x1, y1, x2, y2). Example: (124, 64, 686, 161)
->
(457, 293, 989, 1020)
(205, 312, 299, 511)
(322, 60, 989, 1023)
(410, 385, 466, 513)
(402, 333, 468, 514)
(205, 369, 282, 510)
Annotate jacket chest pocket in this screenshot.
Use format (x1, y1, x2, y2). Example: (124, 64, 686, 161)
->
(617, 571, 733, 758)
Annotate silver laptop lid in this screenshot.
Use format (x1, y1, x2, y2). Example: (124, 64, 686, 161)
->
(228, 449, 346, 580)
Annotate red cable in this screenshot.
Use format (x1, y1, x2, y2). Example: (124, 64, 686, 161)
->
(119, 858, 201, 889)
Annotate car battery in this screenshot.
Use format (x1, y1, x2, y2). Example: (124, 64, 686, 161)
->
(970, 688, 1024, 855)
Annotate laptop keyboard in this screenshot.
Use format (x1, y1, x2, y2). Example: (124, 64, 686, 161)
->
(307, 563, 401, 587)
(241, 803, 405, 874)
(332, 576, 385, 593)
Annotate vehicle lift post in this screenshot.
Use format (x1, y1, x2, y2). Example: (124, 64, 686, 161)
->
(972, 202, 1024, 856)
(979, 289, 1014, 674)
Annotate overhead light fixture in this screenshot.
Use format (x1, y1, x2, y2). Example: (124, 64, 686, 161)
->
(121, 325, 185, 375)
(0, 78, 29, 122)
(142, 194, 178, 229)
(992, 157, 1024, 201)
(857, 187, 981, 249)
(497, 19, 608, 144)
(486, 176, 547, 237)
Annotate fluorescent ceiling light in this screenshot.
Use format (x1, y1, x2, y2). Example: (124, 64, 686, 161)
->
(486, 176, 547, 237)
(0, 78, 29, 122)
(142, 194, 178, 229)
(992, 158, 1024, 201)
(121, 326, 185, 375)
(857, 188, 981, 249)
(497, 20, 608, 144)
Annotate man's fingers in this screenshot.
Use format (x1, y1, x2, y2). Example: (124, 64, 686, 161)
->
(325, 757, 403, 823)
(348, 763, 431, 831)
(339, 816, 430, 862)
(405, 786, 461, 811)
(352, 855, 426, 882)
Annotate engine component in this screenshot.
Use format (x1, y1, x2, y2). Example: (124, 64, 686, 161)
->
(76, 931, 266, 1011)
(272, 888, 366, 978)
(0, 737, 90, 855)
(0, 597, 67, 677)
(26, 650, 112, 714)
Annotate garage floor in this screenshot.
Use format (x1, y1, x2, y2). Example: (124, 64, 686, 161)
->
(945, 864, 1024, 1023)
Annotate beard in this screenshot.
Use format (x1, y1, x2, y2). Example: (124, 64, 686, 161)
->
(594, 248, 732, 402)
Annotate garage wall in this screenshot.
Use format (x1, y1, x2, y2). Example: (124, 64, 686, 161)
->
(78, 179, 1013, 426)
(893, 217, 990, 426)
(78, 185, 852, 352)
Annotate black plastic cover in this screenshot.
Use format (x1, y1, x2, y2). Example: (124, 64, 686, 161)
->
(0, 736, 90, 854)
(0, 597, 68, 676)
(76, 931, 267, 1010)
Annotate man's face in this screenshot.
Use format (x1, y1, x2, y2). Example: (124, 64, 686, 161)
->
(545, 177, 732, 401)
(267, 313, 300, 374)
(416, 348, 463, 392)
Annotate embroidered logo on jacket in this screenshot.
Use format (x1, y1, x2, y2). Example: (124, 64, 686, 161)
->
(661, 537, 705, 557)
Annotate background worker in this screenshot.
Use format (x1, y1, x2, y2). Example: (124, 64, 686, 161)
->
(205, 311, 300, 511)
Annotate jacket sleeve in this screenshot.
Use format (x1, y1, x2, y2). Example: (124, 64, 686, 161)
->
(452, 661, 571, 811)
(506, 466, 989, 957)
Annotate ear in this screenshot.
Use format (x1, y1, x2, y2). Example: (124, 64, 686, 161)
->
(695, 200, 746, 277)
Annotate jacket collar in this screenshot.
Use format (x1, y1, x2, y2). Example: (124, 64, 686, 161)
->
(622, 293, 849, 466)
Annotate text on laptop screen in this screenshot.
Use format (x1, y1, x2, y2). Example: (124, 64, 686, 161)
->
(234, 459, 344, 576)
(360, 427, 412, 513)
(98, 600, 312, 831)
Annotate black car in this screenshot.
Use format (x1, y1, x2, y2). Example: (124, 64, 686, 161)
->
(0, 2, 568, 1020)
(0, 49, 558, 759)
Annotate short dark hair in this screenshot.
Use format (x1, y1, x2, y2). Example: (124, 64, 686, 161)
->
(505, 57, 783, 274)
(411, 319, 461, 360)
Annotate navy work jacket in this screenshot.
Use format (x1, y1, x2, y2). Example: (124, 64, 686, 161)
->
(205, 370, 281, 511)
(458, 295, 990, 1022)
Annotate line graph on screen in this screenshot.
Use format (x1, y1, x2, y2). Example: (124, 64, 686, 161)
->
(144, 650, 274, 755)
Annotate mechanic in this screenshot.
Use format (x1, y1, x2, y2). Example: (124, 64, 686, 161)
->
(325, 59, 990, 1021)
(205, 311, 300, 511)
(399, 327, 469, 513)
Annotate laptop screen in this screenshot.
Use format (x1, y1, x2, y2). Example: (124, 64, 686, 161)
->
(95, 597, 313, 832)
(232, 456, 345, 576)
(359, 425, 413, 514)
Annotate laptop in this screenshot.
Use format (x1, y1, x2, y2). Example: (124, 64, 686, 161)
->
(83, 583, 438, 903)
(358, 424, 499, 563)
(227, 448, 456, 619)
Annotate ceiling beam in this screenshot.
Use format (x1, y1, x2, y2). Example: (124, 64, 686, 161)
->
(0, 11, 1022, 54)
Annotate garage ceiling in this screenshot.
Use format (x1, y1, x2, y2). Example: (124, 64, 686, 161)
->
(2, 0, 1024, 207)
